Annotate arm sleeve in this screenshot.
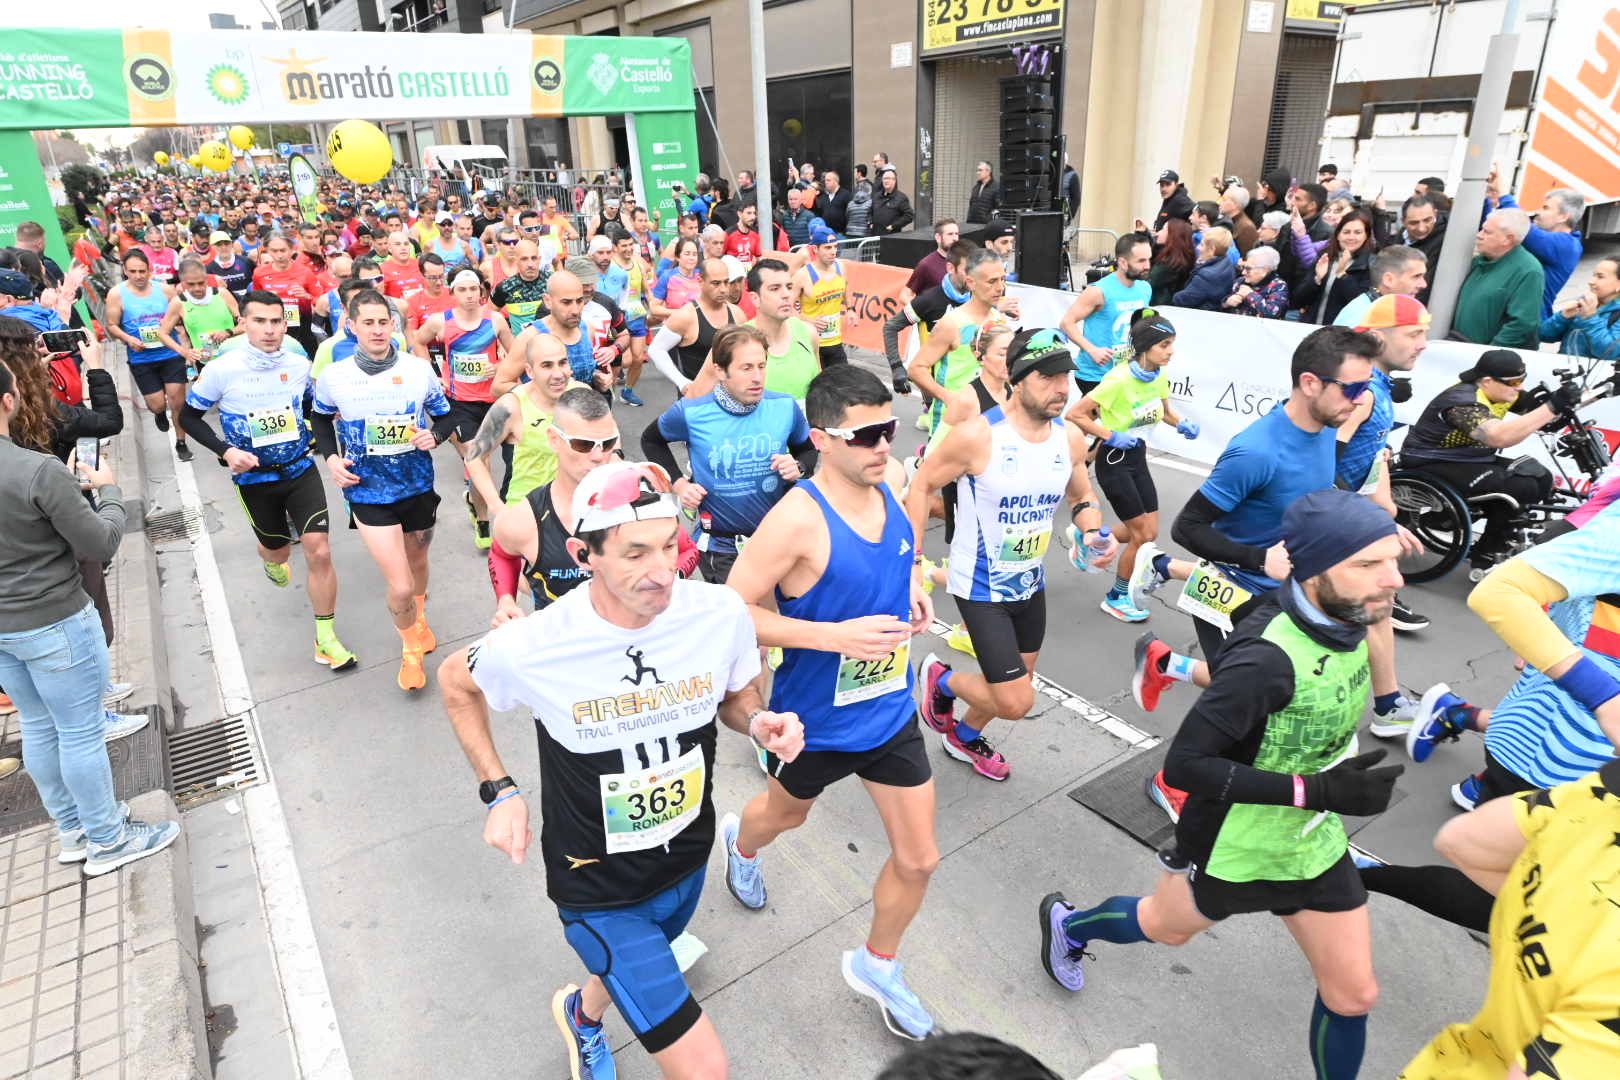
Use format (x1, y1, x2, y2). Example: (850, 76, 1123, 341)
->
(429, 411, 460, 445)
(488, 536, 522, 601)
(33, 466, 125, 563)
(789, 434, 818, 479)
(1162, 640, 1298, 803)
(640, 411, 685, 480)
(1467, 557, 1576, 673)
(179, 404, 232, 458)
(311, 411, 340, 460)
(647, 324, 689, 388)
(882, 309, 916, 373)
(1171, 490, 1270, 572)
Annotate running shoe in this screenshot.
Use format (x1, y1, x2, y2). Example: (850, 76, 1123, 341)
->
(103, 682, 135, 707)
(916, 554, 939, 595)
(944, 623, 977, 658)
(721, 811, 766, 910)
(942, 729, 1009, 781)
(903, 455, 920, 482)
(56, 801, 130, 864)
(918, 652, 955, 732)
(1127, 541, 1169, 610)
(1408, 683, 1468, 764)
(1349, 847, 1385, 871)
(154, 411, 170, 433)
(1389, 595, 1430, 633)
(766, 647, 783, 671)
(755, 744, 770, 776)
(669, 931, 707, 974)
(1451, 773, 1483, 811)
(618, 386, 644, 407)
(474, 520, 493, 551)
(313, 639, 359, 671)
(84, 819, 181, 877)
(551, 984, 616, 1080)
(397, 648, 427, 692)
(175, 440, 193, 463)
(414, 615, 437, 654)
(1076, 1044, 1163, 1080)
(1146, 770, 1186, 824)
(262, 560, 291, 588)
(841, 948, 935, 1041)
(103, 710, 149, 742)
(1038, 891, 1088, 992)
(1100, 594, 1150, 623)
(914, 413, 931, 432)
(1131, 632, 1174, 713)
(1368, 693, 1420, 739)
(464, 490, 479, 530)
(0, 758, 16, 780)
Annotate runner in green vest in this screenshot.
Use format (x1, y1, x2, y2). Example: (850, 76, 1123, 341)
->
(907, 249, 1008, 432)
(157, 258, 240, 374)
(1036, 489, 1406, 1080)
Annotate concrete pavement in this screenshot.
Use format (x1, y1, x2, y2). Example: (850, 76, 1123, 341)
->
(155, 346, 1502, 1078)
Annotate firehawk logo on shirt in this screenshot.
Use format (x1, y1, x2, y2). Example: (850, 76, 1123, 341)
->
(571, 673, 714, 726)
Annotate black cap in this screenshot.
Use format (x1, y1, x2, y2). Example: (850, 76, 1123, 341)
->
(1458, 349, 1526, 383)
(985, 219, 1016, 240)
(1158, 170, 1180, 184)
(1006, 328, 1077, 383)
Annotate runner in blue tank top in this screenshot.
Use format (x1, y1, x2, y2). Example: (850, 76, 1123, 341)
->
(104, 249, 191, 459)
(721, 365, 941, 1042)
(1058, 234, 1153, 391)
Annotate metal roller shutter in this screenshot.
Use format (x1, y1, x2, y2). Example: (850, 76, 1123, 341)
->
(933, 55, 1016, 226)
(1263, 32, 1336, 183)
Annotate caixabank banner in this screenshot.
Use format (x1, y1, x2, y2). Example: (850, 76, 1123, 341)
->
(0, 29, 695, 130)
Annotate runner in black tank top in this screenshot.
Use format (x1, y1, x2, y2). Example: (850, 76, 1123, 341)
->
(676, 300, 736, 381)
(522, 483, 588, 609)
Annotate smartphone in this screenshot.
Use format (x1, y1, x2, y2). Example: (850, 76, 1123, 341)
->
(75, 437, 100, 471)
(42, 328, 87, 355)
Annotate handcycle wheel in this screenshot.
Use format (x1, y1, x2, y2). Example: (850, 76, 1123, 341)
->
(1389, 470, 1472, 583)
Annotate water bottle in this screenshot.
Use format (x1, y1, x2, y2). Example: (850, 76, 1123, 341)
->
(1067, 525, 1111, 573)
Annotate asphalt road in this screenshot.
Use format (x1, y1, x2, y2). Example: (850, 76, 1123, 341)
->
(144, 345, 1505, 1079)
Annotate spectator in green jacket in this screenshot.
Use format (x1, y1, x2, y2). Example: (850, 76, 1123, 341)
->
(1540, 254, 1620, 360)
(1452, 208, 1545, 350)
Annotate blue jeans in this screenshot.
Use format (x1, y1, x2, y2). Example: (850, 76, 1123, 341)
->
(0, 603, 121, 844)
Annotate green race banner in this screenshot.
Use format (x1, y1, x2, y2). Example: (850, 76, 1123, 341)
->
(563, 38, 691, 117)
(0, 130, 72, 266)
(0, 31, 131, 130)
(629, 111, 701, 229)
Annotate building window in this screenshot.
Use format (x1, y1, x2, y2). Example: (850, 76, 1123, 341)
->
(304, 3, 318, 29)
(390, 0, 449, 31)
(523, 117, 572, 171)
(767, 70, 852, 182)
(484, 0, 504, 13)
(694, 89, 719, 177)
(317, 0, 333, 12)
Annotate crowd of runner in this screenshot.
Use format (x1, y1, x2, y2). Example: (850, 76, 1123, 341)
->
(0, 160, 1616, 1080)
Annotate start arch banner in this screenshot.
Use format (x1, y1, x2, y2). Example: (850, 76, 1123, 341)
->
(0, 28, 694, 130)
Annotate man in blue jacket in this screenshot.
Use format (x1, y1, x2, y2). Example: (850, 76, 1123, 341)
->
(1486, 174, 1583, 318)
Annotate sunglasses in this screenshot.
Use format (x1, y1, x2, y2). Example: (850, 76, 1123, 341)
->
(500, 238, 519, 246)
(821, 418, 898, 448)
(553, 427, 622, 454)
(1491, 374, 1526, 387)
(1321, 376, 1372, 399)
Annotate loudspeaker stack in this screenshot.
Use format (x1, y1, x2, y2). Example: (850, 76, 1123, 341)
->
(999, 74, 1055, 211)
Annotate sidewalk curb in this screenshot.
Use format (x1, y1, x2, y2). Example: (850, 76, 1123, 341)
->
(124, 789, 208, 1080)
(114, 355, 174, 730)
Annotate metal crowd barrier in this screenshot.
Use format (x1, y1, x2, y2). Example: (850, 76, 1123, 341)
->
(833, 237, 883, 263)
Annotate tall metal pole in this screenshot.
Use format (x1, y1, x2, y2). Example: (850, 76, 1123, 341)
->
(1427, 0, 1522, 337)
(747, 0, 773, 233)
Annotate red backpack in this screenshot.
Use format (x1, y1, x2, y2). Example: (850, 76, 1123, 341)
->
(47, 354, 84, 406)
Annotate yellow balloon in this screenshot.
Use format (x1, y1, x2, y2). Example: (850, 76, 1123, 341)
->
(187, 154, 202, 169)
(325, 119, 393, 185)
(228, 125, 255, 151)
(153, 150, 169, 165)
(198, 141, 233, 172)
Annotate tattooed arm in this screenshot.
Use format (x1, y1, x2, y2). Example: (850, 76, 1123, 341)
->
(463, 395, 516, 511)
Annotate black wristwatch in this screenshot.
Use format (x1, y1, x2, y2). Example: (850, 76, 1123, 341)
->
(479, 776, 517, 805)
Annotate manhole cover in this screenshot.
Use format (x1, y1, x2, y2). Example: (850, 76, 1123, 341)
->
(167, 715, 263, 807)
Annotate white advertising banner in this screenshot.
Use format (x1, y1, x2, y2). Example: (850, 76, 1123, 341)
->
(1001, 284, 1620, 474)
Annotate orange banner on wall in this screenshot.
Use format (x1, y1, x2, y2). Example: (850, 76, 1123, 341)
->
(840, 261, 914, 355)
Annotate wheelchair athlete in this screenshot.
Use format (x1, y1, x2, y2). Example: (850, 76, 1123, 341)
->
(1399, 349, 1578, 570)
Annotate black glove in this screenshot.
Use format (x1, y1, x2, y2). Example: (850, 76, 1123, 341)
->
(892, 372, 913, 396)
(1302, 749, 1404, 817)
(1549, 381, 1582, 412)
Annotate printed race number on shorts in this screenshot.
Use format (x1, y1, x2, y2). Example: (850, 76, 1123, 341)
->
(834, 641, 909, 706)
(1175, 562, 1253, 633)
(246, 407, 299, 448)
(364, 413, 417, 455)
(599, 745, 706, 854)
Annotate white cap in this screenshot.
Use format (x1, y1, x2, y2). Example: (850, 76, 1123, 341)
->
(573, 461, 679, 533)
(587, 235, 614, 254)
(720, 254, 747, 281)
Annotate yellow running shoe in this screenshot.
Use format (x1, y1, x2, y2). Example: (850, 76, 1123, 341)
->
(945, 623, 976, 658)
(263, 560, 290, 588)
(313, 639, 358, 672)
(767, 646, 783, 670)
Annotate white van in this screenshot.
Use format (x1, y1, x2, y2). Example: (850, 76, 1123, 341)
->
(420, 144, 509, 193)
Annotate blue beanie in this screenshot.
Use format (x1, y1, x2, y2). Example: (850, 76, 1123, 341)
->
(1282, 489, 1397, 582)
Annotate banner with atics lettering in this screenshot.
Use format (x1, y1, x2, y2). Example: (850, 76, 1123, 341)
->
(0, 29, 694, 131)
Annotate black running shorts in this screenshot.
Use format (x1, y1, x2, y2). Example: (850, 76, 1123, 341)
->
(347, 490, 441, 532)
(236, 468, 329, 550)
(765, 717, 931, 801)
(955, 591, 1047, 684)
(1189, 851, 1367, 921)
(1095, 441, 1158, 521)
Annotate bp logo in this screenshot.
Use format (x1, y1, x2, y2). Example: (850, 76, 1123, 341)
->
(532, 59, 562, 94)
(126, 55, 174, 101)
(206, 64, 250, 106)
(588, 53, 618, 96)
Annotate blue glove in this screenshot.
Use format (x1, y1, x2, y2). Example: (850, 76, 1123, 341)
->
(1176, 419, 1200, 440)
(1104, 431, 1140, 450)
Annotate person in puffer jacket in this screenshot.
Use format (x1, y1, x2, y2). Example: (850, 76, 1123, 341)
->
(1539, 255, 1620, 360)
